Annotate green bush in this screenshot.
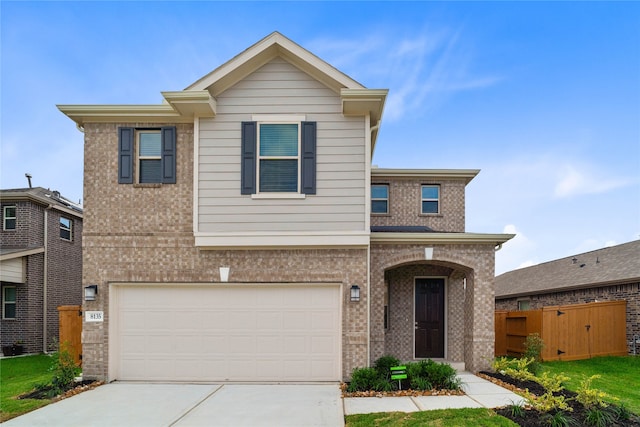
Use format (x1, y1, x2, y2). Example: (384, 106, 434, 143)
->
(50, 343, 80, 396)
(347, 367, 392, 392)
(410, 376, 432, 391)
(524, 333, 544, 374)
(373, 355, 400, 380)
(405, 359, 460, 390)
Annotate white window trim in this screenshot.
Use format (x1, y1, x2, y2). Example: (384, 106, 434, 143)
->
(371, 184, 389, 214)
(2, 285, 16, 320)
(60, 217, 73, 241)
(136, 130, 162, 184)
(421, 184, 440, 215)
(252, 115, 306, 196)
(3, 205, 16, 230)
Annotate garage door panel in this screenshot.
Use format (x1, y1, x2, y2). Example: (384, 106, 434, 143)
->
(114, 285, 340, 382)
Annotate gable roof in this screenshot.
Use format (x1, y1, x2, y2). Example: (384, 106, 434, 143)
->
(495, 240, 640, 298)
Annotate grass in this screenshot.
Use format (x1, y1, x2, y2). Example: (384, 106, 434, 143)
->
(0, 354, 55, 422)
(541, 355, 640, 415)
(345, 408, 518, 426)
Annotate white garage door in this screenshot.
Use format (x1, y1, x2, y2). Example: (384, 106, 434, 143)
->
(111, 284, 341, 382)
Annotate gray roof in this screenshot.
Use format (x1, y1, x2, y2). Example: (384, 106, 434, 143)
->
(0, 187, 82, 215)
(495, 240, 640, 298)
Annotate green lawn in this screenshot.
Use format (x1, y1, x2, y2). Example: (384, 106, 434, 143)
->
(0, 354, 55, 422)
(541, 355, 640, 414)
(345, 408, 518, 426)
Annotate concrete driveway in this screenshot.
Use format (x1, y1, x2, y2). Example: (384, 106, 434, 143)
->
(1, 383, 344, 427)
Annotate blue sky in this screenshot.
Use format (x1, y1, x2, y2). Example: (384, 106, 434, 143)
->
(1, 1, 639, 274)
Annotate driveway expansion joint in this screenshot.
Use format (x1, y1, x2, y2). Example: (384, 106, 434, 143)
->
(168, 385, 223, 427)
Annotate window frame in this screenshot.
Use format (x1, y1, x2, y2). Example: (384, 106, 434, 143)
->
(420, 184, 440, 215)
(136, 130, 162, 184)
(517, 299, 531, 311)
(256, 122, 301, 194)
(2, 285, 16, 320)
(371, 184, 390, 215)
(60, 217, 73, 241)
(3, 205, 16, 230)
(118, 126, 176, 185)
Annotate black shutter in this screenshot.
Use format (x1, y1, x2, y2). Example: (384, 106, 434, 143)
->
(118, 127, 134, 184)
(301, 121, 317, 194)
(161, 126, 177, 184)
(241, 122, 257, 194)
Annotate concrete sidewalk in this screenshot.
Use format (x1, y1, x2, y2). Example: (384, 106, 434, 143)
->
(343, 371, 525, 415)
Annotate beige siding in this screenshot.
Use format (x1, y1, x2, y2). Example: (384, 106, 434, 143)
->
(197, 58, 367, 234)
(0, 257, 25, 283)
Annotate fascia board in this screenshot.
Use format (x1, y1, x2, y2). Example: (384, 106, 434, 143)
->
(161, 91, 217, 117)
(187, 32, 365, 95)
(0, 247, 45, 261)
(370, 232, 515, 245)
(57, 104, 190, 126)
(371, 168, 480, 184)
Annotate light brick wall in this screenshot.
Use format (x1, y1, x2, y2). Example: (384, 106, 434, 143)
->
(496, 282, 640, 354)
(81, 122, 369, 381)
(371, 178, 466, 232)
(370, 243, 497, 372)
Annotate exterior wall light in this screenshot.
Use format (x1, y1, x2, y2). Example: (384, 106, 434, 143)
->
(350, 285, 360, 302)
(84, 285, 98, 301)
(219, 267, 230, 282)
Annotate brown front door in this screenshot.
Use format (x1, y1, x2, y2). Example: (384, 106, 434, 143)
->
(415, 278, 445, 358)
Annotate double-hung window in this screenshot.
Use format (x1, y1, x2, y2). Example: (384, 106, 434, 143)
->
(421, 185, 440, 214)
(258, 123, 300, 192)
(60, 217, 72, 241)
(3, 206, 16, 230)
(118, 127, 176, 184)
(241, 118, 316, 196)
(2, 286, 16, 319)
(371, 184, 389, 214)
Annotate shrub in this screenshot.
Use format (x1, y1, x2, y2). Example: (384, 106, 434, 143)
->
(50, 342, 80, 395)
(410, 377, 432, 391)
(542, 410, 577, 427)
(575, 375, 617, 409)
(347, 367, 393, 392)
(373, 355, 401, 380)
(524, 333, 544, 374)
(493, 356, 536, 382)
(406, 359, 460, 390)
(584, 407, 615, 427)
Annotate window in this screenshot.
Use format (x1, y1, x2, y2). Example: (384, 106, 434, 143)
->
(2, 286, 16, 319)
(258, 123, 299, 192)
(118, 127, 176, 184)
(241, 120, 316, 195)
(60, 217, 72, 241)
(421, 185, 440, 214)
(517, 300, 531, 311)
(3, 206, 16, 230)
(371, 184, 389, 214)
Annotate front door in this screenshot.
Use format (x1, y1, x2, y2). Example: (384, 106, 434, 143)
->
(415, 278, 445, 358)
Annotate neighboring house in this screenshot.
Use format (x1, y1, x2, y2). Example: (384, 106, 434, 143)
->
(0, 186, 83, 354)
(58, 32, 512, 382)
(495, 240, 640, 354)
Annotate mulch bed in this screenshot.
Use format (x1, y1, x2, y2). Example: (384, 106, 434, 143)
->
(479, 371, 640, 427)
(19, 380, 104, 402)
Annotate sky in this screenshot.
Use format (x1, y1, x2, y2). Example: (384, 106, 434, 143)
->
(1, 1, 639, 275)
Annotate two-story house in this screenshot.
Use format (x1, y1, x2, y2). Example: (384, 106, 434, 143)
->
(58, 32, 512, 382)
(1, 186, 83, 354)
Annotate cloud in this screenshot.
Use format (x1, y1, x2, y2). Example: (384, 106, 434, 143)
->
(495, 224, 539, 275)
(554, 164, 629, 198)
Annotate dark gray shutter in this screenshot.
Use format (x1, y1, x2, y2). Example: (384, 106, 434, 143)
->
(301, 121, 317, 194)
(118, 127, 134, 184)
(241, 122, 257, 194)
(161, 126, 177, 184)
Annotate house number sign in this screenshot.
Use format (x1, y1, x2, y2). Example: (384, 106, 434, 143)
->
(85, 311, 104, 322)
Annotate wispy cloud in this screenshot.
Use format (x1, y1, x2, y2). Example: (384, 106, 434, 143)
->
(554, 164, 629, 198)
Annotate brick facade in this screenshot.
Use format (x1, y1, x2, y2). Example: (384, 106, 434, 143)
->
(496, 282, 640, 354)
(1, 195, 83, 354)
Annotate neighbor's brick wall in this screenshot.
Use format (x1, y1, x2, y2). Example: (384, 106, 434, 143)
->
(0, 201, 45, 248)
(496, 282, 640, 354)
(81, 122, 369, 381)
(371, 243, 497, 372)
(370, 178, 466, 232)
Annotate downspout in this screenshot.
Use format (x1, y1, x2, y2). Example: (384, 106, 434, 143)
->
(43, 206, 52, 353)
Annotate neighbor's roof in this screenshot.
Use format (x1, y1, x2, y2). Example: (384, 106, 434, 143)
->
(0, 187, 83, 217)
(495, 240, 640, 298)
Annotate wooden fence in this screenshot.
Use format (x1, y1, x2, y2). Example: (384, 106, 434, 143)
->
(58, 305, 82, 365)
(495, 300, 628, 361)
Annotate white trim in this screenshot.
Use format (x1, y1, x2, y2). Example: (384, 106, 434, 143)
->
(251, 193, 306, 200)
(252, 114, 306, 122)
(255, 121, 302, 194)
(371, 232, 515, 245)
(3, 205, 16, 230)
(193, 117, 200, 235)
(2, 285, 17, 320)
(0, 247, 44, 261)
(195, 231, 370, 249)
(413, 276, 447, 360)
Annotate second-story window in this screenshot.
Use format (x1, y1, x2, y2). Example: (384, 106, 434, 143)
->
(421, 185, 440, 214)
(138, 131, 162, 183)
(118, 127, 176, 185)
(3, 206, 16, 230)
(258, 123, 300, 192)
(371, 184, 389, 214)
(60, 217, 73, 241)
